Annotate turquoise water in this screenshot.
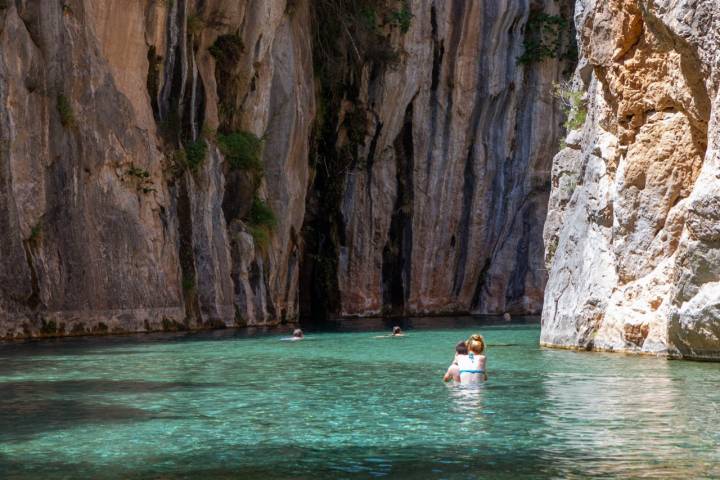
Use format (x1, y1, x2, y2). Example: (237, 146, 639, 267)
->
(1, 323, 719, 479)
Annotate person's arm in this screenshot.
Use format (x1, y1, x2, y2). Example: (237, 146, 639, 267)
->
(443, 364, 459, 382)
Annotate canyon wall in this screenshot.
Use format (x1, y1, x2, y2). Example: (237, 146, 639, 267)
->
(542, 0, 720, 359)
(301, 0, 571, 319)
(0, 0, 567, 339)
(0, 0, 314, 337)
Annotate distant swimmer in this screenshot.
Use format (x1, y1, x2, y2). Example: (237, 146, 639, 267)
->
(281, 328, 305, 341)
(375, 326, 405, 338)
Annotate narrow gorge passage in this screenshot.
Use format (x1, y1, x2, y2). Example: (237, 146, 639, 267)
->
(2, 0, 719, 361)
(0, 0, 573, 339)
(3, 1, 720, 478)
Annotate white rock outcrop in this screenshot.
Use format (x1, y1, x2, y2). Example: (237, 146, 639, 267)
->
(542, 0, 720, 360)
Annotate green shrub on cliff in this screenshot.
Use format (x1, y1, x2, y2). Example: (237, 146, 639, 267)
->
(182, 274, 195, 292)
(184, 139, 208, 171)
(518, 11, 569, 65)
(248, 225, 271, 251)
(217, 131, 263, 174)
(28, 222, 42, 243)
(552, 81, 587, 131)
(390, 1, 413, 33)
(126, 164, 156, 193)
(312, 0, 407, 80)
(57, 94, 75, 128)
(169, 139, 208, 175)
(246, 196, 277, 251)
(248, 196, 277, 230)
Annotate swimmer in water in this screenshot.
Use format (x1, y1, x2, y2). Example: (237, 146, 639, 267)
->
(456, 334, 487, 383)
(281, 328, 304, 341)
(443, 340, 468, 383)
(374, 326, 405, 338)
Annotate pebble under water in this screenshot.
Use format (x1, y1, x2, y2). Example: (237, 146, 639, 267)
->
(1, 323, 719, 479)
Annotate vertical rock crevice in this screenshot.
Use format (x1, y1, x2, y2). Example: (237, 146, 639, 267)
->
(382, 100, 415, 315)
(155, 0, 207, 327)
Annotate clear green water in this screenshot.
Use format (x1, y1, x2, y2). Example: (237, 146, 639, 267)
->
(1, 323, 719, 479)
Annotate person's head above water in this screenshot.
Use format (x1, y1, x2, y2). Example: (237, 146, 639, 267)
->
(455, 341, 468, 355)
(392, 326, 402, 335)
(466, 334, 485, 354)
(292, 328, 304, 338)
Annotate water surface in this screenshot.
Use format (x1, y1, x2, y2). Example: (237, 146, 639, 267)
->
(1, 323, 719, 479)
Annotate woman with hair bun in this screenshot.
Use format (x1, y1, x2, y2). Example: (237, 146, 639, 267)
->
(456, 334, 487, 383)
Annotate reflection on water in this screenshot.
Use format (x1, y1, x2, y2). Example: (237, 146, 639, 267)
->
(0, 324, 719, 479)
(447, 384, 487, 417)
(539, 352, 720, 478)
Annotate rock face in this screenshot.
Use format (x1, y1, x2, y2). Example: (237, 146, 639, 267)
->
(301, 0, 571, 320)
(542, 0, 720, 359)
(0, 0, 314, 337)
(0, 0, 568, 338)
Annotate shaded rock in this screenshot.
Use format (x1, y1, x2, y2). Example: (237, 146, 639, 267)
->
(303, 0, 573, 320)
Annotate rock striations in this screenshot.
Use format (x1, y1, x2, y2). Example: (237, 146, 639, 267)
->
(302, 0, 570, 320)
(0, 0, 570, 338)
(0, 0, 315, 337)
(542, 0, 720, 359)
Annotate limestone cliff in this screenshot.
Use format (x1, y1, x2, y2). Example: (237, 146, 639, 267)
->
(542, 0, 720, 359)
(301, 0, 572, 320)
(0, 0, 314, 337)
(0, 0, 568, 338)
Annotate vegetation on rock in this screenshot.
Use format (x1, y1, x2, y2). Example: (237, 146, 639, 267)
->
(389, 1, 413, 33)
(28, 222, 42, 243)
(518, 11, 573, 65)
(57, 94, 75, 128)
(126, 165, 156, 194)
(246, 196, 277, 250)
(184, 139, 208, 171)
(218, 131, 263, 174)
(209, 34, 244, 69)
(552, 81, 587, 131)
(312, 0, 411, 82)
